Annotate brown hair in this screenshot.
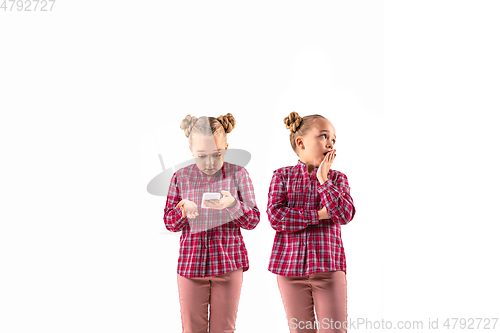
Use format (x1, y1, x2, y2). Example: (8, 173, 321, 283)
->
(284, 111, 327, 154)
(180, 113, 236, 147)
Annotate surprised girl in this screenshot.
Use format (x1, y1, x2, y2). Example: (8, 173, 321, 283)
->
(267, 112, 356, 333)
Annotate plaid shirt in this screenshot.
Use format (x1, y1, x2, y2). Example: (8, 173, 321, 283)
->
(267, 159, 356, 276)
(163, 162, 260, 278)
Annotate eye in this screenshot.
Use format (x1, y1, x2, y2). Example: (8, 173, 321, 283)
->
(320, 134, 327, 139)
(198, 155, 206, 159)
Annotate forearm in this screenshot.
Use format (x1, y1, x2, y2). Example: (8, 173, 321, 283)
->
(226, 199, 260, 230)
(164, 206, 189, 232)
(267, 204, 319, 232)
(318, 179, 355, 225)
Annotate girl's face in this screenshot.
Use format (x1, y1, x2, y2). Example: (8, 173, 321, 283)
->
(296, 118, 336, 169)
(189, 133, 228, 177)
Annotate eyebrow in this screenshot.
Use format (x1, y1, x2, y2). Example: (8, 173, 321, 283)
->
(196, 149, 222, 152)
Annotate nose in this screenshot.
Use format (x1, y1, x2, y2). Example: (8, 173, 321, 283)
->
(206, 156, 214, 166)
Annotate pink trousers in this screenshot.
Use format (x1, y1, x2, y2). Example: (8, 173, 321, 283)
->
(277, 270, 347, 333)
(177, 268, 243, 333)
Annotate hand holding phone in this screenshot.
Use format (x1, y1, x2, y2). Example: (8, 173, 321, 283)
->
(201, 192, 222, 208)
(202, 190, 236, 210)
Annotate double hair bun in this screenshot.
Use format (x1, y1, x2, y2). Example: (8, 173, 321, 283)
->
(180, 113, 236, 137)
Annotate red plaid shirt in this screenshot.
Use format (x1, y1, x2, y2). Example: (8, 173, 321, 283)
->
(163, 162, 260, 278)
(267, 159, 356, 276)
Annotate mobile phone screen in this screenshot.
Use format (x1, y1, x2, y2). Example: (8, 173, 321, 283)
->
(201, 192, 222, 208)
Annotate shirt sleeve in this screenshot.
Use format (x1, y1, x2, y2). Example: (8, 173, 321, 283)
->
(225, 168, 260, 230)
(267, 170, 320, 232)
(163, 172, 189, 232)
(317, 171, 356, 225)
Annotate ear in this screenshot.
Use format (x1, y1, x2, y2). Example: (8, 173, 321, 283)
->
(295, 137, 303, 148)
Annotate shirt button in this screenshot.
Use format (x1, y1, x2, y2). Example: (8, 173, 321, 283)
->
(342, 192, 345, 196)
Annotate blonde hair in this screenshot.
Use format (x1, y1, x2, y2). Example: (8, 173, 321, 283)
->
(180, 113, 236, 147)
(284, 111, 327, 153)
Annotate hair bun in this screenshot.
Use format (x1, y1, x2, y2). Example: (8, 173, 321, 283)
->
(217, 113, 236, 133)
(180, 114, 198, 138)
(284, 111, 302, 133)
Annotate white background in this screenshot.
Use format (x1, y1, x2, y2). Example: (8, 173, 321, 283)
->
(1, 1, 499, 332)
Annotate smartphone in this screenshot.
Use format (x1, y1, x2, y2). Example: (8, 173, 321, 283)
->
(201, 192, 222, 208)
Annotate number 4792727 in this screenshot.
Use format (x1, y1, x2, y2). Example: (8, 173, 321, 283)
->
(1, 0, 56, 11)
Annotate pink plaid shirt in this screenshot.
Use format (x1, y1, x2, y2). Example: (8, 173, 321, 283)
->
(267, 159, 356, 276)
(163, 162, 260, 278)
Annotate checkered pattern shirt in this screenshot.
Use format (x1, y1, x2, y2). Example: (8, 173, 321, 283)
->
(267, 159, 356, 276)
(163, 162, 260, 278)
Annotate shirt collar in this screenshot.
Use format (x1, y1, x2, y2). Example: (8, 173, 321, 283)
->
(297, 159, 318, 179)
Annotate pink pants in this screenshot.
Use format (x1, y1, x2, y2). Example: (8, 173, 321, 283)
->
(277, 270, 347, 333)
(177, 268, 243, 333)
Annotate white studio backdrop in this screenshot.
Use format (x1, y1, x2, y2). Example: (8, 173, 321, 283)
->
(1, 1, 499, 333)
